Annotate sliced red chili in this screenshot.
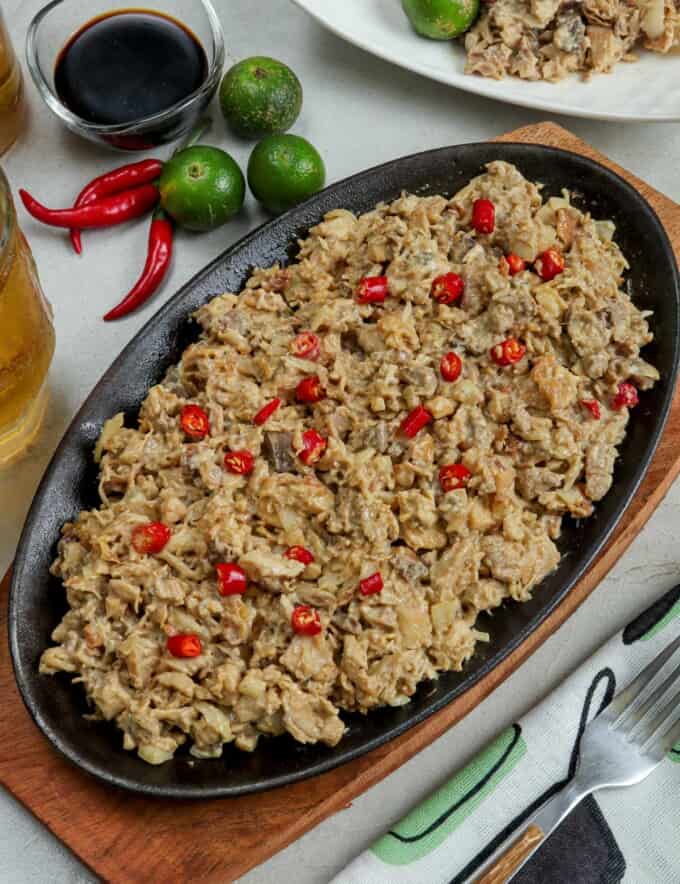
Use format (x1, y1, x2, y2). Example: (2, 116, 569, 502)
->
(431, 272, 464, 305)
(490, 338, 526, 366)
(440, 351, 462, 383)
(356, 275, 389, 304)
(167, 634, 202, 658)
(253, 398, 281, 426)
(439, 463, 472, 492)
(612, 382, 639, 410)
(580, 399, 601, 420)
(297, 429, 327, 465)
(506, 253, 526, 276)
(179, 404, 210, 440)
(359, 572, 383, 596)
(291, 605, 322, 636)
(400, 405, 433, 438)
(291, 332, 320, 361)
(216, 562, 248, 596)
(296, 375, 326, 404)
(536, 248, 565, 281)
(285, 545, 314, 565)
(131, 522, 171, 555)
(224, 450, 255, 475)
(472, 198, 495, 234)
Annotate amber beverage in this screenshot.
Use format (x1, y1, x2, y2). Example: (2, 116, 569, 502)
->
(0, 7, 25, 156)
(0, 168, 54, 467)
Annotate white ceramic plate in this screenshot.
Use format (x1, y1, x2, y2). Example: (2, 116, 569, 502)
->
(292, 0, 680, 122)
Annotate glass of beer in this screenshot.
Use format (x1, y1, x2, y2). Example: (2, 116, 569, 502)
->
(0, 7, 26, 156)
(0, 167, 55, 467)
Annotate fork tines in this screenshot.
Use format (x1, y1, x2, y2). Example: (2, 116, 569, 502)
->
(607, 634, 680, 756)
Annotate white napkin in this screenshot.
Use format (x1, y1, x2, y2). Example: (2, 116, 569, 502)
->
(332, 584, 680, 884)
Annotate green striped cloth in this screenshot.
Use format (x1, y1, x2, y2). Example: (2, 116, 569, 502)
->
(333, 584, 680, 883)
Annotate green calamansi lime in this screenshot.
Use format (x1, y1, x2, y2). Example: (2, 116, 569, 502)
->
(159, 146, 245, 232)
(401, 0, 480, 39)
(219, 56, 303, 139)
(247, 135, 325, 215)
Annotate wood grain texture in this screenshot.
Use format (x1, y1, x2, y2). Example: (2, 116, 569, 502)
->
(2, 122, 680, 884)
(475, 824, 545, 884)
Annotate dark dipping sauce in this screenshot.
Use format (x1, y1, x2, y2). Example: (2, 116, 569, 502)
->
(54, 10, 208, 126)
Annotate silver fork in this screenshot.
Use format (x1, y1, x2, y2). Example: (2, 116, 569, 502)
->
(469, 634, 680, 884)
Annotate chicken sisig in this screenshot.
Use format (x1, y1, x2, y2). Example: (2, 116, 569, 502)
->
(465, 0, 680, 82)
(40, 161, 658, 764)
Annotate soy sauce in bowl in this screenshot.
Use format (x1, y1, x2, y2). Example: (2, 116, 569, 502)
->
(54, 9, 208, 126)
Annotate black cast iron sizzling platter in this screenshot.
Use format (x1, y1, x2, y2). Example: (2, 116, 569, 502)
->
(9, 144, 680, 798)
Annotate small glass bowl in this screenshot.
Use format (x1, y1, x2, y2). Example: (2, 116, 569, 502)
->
(26, 0, 225, 152)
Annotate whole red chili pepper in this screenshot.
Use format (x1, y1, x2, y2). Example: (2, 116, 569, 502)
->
(70, 158, 163, 255)
(19, 184, 159, 230)
(103, 208, 174, 321)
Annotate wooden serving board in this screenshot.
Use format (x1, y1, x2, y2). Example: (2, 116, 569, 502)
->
(2, 122, 680, 884)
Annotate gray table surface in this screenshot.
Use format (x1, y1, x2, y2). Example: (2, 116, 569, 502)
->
(2, 1, 680, 881)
